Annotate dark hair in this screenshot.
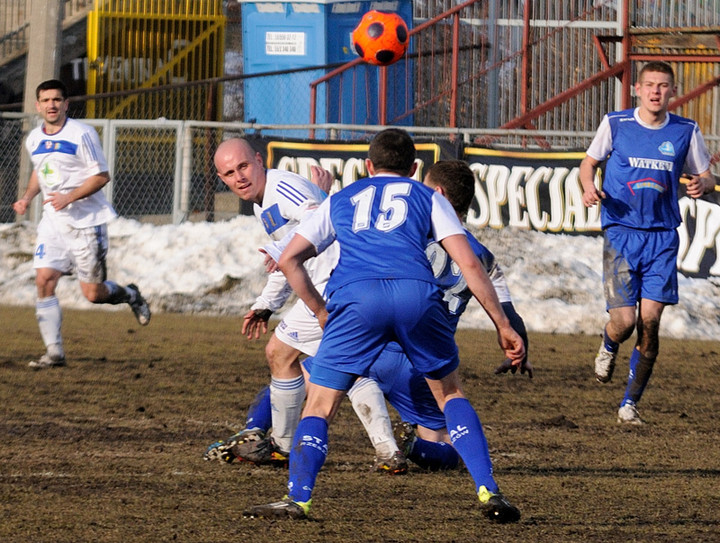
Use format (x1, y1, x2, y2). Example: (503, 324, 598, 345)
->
(36, 79, 68, 100)
(425, 160, 475, 216)
(368, 128, 416, 175)
(639, 61, 675, 85)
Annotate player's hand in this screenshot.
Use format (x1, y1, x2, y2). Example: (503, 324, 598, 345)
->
(684, 173, 715, 198)
(494, 358, 533, 379)
(260, 249, 279, 273)
(497, 326, 525, 366)
(44, 191, 72, 211)
(12, 198, 29, 215)
(241, 309, 271, 339)
(310, 165, 333, 194)
(581, 187, 605, 207)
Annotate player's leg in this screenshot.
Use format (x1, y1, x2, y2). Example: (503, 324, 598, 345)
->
(617, 229, 677, 424)
(31, 267, 66, 368)
(424, 370, 520, 523)
(394, 421, 460, 471)
(618, 300, 664, 425)
(347, 377, 406, 474)
(73, 224, 150, 325)
(30, 219, 69, 368)
(595, 229, 640, 383)
(244, 381, 347, 519)
(263, 334, 305, 455)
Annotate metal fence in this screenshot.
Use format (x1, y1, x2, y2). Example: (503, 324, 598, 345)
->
(2, 113, 719, 226)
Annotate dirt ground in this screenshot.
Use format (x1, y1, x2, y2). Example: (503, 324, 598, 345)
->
(1, 305, 719, 543)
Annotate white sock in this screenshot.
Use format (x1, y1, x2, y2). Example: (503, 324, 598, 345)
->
(269, 375, 306, 453)
(347, 377, 398, 459)
(36, 296, 63, 353)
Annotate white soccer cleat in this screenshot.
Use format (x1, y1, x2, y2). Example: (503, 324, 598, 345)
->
(29, 344, 66, 370)
(594, 344, 617, 383)
(617, 403, 644, 425)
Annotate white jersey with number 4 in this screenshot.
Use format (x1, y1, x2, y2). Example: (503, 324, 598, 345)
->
(26, 118, 116, 228)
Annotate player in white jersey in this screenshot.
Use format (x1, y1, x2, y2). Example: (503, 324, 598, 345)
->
(208, 138, 403, 469)
(580, 62, 715, 424)
(13, 79, 150, 370)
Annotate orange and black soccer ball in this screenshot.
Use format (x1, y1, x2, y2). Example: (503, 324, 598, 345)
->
(352, 10, 409, 66)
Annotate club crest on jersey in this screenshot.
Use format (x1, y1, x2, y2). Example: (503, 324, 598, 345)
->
(658, 141, 675, 156)
(260, 204, 289, 234)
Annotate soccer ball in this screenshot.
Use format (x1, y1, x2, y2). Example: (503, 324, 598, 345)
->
(352, 10, 409, 66)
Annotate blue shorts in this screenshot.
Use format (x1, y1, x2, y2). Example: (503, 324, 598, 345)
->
(308, 279, 460, 391)
(603, 226, 679, 309)
(369, 345, 446, 430)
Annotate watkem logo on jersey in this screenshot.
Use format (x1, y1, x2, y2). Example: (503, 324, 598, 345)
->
(628, 157, 674, 171)
(658, 141, 675, 156)
(627, 177, 667, 195)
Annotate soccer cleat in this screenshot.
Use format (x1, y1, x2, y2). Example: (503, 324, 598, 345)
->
(243, 497, 310, 520)
(232, 435, 289, 467)
(617, 403, 644, 425)
(28, 352, 66, 370)
(478, 486, 521, 524)
(372, 450, 408, 475)
(203, 428, 265, 463)
(393, 421, 417, 457)
(127, 284, 151, 326)
(594, 344, 617, 383)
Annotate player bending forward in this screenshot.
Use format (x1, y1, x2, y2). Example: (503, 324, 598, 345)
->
(244, 129, 525, 524)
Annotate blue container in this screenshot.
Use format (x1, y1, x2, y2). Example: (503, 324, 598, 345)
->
(239, 0, 413, 135)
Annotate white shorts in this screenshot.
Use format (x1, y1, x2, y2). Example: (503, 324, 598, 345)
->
(274, 298, 323, 356)
(33, 218, 109, 283)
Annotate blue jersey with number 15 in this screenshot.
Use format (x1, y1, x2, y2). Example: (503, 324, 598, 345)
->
(296, 175, 465, 298)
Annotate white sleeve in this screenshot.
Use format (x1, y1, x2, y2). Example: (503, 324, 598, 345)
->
(79, 126, 109, 176)
(585, 115, 613, 161)
(430, 192, 465, 241)
(295, 197, 336, 254)
(685, 124, 712, 174)
(251, 270, 294, 312)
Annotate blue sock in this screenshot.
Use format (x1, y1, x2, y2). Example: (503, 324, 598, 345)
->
(603, 327, 619, 353)
(622, 349, 654, 407)
(444, 398, 498, 494)
(245, 385, 271, 432)
(287, 416, 328, 504)
(408, 438, 459, 471)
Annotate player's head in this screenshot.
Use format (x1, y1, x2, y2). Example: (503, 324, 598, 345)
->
(214, 138, 267, 204)
(35, 79, 69, 127)
(36, 79, 68, 100)
(423, 160, 475, 218)
(367, 128, 417, 177)
(635, 61, 676, 117)
(638, 61, 675, 86)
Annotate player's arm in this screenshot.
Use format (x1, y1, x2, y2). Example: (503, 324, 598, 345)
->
(579, 155, 605, 207)
(440, 233, 525, 365)
(277, 233, 328, 328)
(44, 172, 110, 211)
(12, 170, 41, 215)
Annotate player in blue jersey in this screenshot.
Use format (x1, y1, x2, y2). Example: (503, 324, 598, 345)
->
(244, 129, 525, 523)
(580, 61, 716, 424)
(13, 79, 150, 369)
(206, 138, 404, 472)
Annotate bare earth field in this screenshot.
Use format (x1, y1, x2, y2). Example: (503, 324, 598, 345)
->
(1, 305, 719, 543)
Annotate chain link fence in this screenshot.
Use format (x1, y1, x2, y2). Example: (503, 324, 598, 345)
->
(2, 113, 719, 227)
